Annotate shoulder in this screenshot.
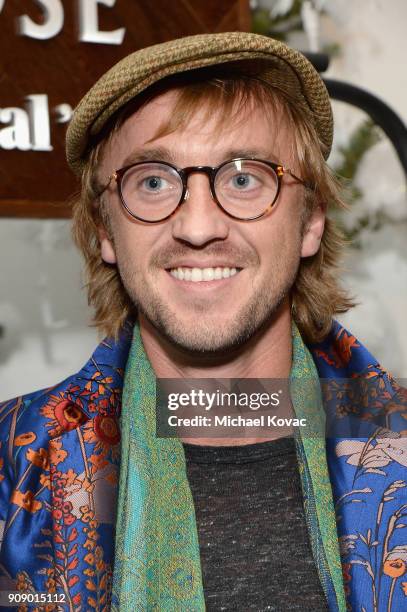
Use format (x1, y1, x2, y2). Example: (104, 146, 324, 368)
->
(310, 320, 407, 435)
(0, 374, 77, 430)
(0, 374, 86, 491)
(310, 319, 382, 375)
(0, 324, 132, 441)
(0, 327, 131, 495)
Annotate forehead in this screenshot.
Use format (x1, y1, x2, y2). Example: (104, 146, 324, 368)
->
(101, 87, 296, 169)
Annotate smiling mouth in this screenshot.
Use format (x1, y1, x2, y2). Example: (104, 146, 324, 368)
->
(168, 266, 242, 282)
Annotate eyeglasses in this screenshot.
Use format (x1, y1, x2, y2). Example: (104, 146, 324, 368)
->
(98, 158, 307, 223)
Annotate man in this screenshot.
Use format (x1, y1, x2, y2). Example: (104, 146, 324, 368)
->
(0, 32, 406, 612)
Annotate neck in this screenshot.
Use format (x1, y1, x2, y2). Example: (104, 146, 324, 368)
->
(138, 302, 293, 446)
(139, 299, 292, 380)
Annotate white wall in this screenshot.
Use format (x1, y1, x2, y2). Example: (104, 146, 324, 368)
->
(322, 0, 407, 375)
(324, 0, 407, 123)
(0, 220, 98, 399)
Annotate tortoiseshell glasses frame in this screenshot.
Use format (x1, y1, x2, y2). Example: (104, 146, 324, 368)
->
(96, 157, 308, 223)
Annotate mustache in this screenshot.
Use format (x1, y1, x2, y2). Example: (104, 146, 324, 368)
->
(150, 243, 259, 269)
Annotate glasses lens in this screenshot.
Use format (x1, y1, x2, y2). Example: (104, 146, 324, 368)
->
(215, 160, 279, 219)
(120, 162, 183, 221)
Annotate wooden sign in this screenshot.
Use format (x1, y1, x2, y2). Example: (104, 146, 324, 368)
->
(0, 0, 251, 218)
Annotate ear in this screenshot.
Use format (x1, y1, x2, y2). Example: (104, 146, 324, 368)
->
(300, 204, 326, 258)
(98, 225, 117, 264)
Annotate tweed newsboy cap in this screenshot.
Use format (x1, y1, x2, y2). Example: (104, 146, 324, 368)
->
(66, 31, 333, 175)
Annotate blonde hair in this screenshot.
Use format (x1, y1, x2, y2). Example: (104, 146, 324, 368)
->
(72, 65, 354, 343)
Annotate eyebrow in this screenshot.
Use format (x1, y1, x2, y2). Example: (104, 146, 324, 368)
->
(220, 149, 281, 163)
(119, 146, 281, 168)
(121, 147, 178, 167)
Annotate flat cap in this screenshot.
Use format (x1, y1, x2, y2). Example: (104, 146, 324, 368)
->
(66, 31, 333, 175)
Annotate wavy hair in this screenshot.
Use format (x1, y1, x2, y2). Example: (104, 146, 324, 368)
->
(72, 65, 354, 343)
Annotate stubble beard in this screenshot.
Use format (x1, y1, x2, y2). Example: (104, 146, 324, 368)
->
(117, 256, 301, 356)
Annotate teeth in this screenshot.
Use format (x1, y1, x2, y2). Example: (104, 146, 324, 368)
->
(169, 267, 239, 282)
(202, 268, 214, 281)
(191, 268, 202, 282)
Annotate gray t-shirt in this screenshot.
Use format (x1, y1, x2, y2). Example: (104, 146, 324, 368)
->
(183, 436, 329, 611)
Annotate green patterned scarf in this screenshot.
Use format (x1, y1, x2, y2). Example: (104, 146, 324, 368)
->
(111, 323, 346, 611)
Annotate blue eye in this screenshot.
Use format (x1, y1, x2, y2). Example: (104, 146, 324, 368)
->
(232, 174, 255, 189)
(144, 176, 162, 190)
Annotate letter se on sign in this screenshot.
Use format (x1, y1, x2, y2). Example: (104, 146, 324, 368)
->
(12, 0, 125, 44)
(0, 0, 126, 152)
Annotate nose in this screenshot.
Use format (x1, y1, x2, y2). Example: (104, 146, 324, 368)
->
(171, 174, 230, 246)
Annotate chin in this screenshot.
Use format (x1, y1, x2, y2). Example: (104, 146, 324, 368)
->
(147, 314, 242, 353)
(163, 328, 243, 354)
(128, 272, 294, 355)
(141, 304, 280, 356)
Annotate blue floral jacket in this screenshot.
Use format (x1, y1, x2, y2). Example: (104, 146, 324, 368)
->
(0, 321, 406, 611)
